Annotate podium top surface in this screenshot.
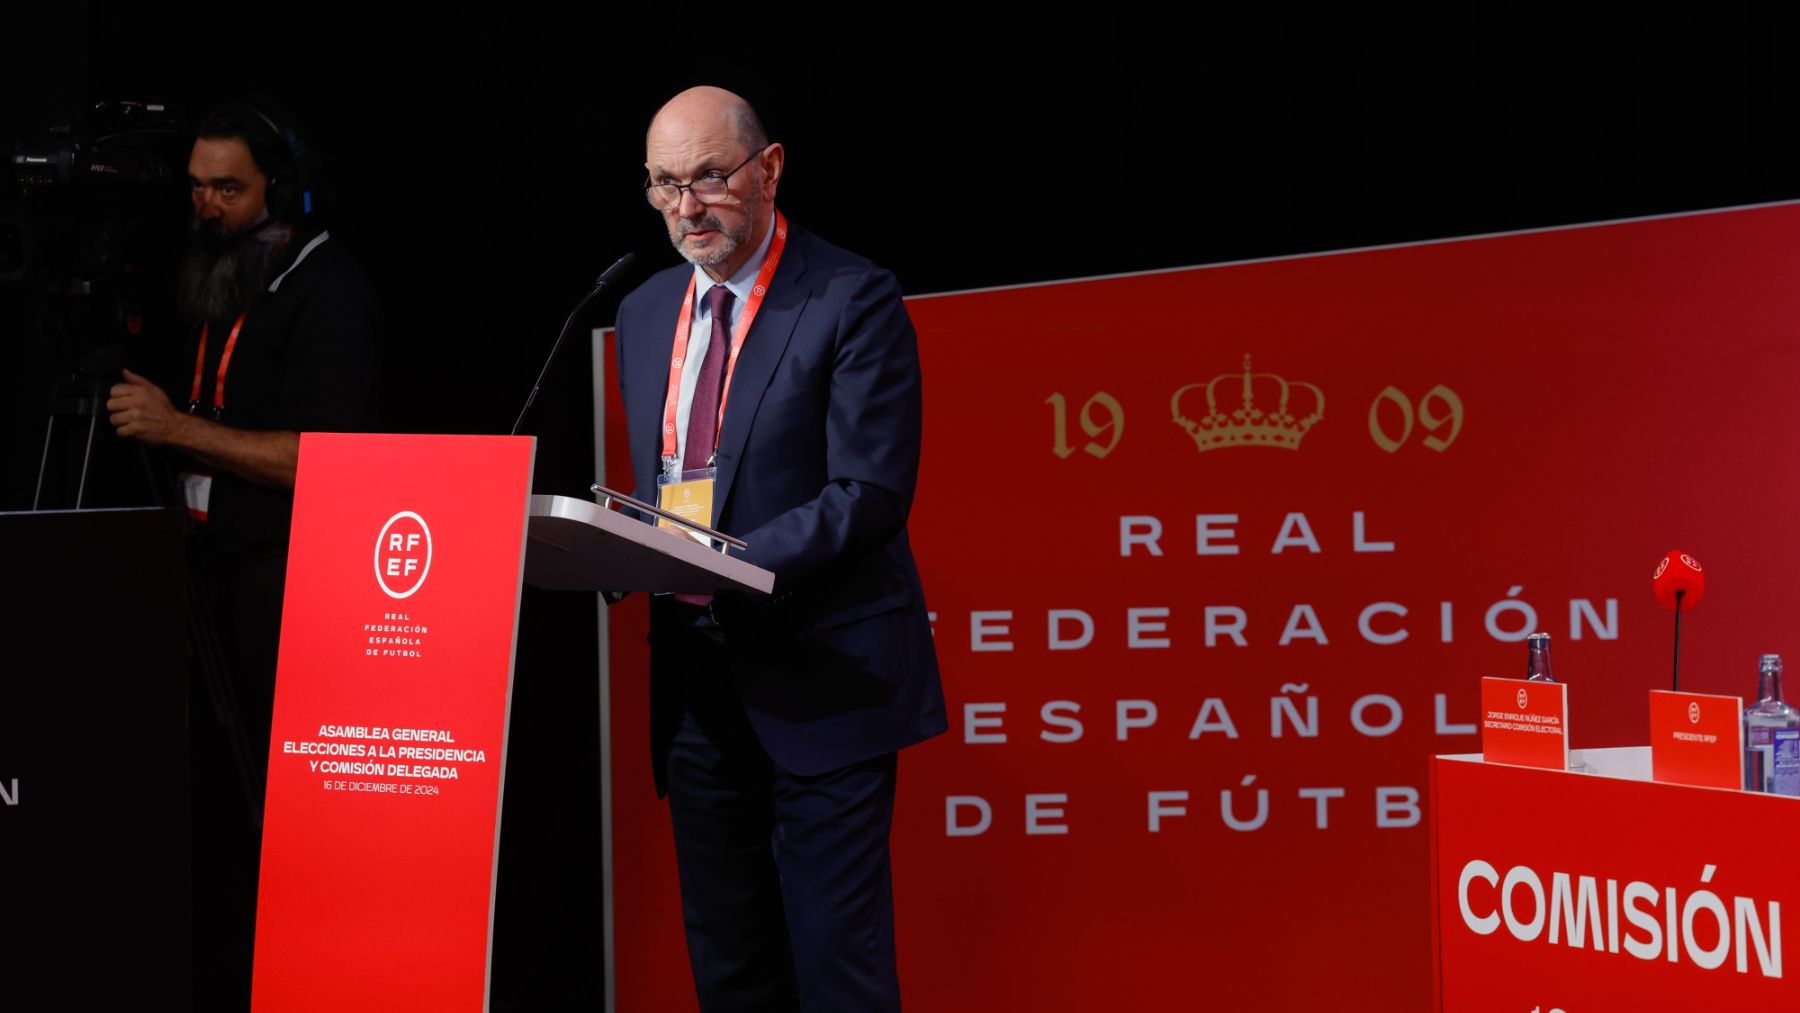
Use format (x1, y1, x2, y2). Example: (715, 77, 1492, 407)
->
(1437, 746, 1653, 783)
(524, 494, 774, 596)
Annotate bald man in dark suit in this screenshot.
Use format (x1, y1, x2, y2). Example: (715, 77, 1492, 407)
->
(612, 86, 946, 1011)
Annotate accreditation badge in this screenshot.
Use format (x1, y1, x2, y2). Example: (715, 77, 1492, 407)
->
(657, 466, 716, 544)
(179, 469, 213, 522)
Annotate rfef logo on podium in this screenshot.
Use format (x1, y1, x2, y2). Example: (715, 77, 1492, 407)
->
(375, 510, 433, 598)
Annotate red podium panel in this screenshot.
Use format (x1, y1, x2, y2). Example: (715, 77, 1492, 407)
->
(252, 434, 535, 1012)
(1430, 750, 1796, 1012)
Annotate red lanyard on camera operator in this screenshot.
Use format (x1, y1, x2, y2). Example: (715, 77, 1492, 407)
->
(659, 210, 789, 462)
(188, 313, 246, 419)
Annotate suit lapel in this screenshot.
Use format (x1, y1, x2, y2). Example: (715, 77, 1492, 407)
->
(713, 233, 811, 519)
(626, 270, 686, 498)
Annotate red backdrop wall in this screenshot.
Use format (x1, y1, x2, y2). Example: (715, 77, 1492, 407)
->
(606, 203, 1800, 1010)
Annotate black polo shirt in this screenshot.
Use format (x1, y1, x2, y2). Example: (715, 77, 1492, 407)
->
(189, 230, 380, 558)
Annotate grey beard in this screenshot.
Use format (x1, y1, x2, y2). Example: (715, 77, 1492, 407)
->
(177, 220, 295, 322)
(672, 201, 758, 271)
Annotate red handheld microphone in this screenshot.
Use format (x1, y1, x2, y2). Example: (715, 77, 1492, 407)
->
(1652, 550, 1704, 690)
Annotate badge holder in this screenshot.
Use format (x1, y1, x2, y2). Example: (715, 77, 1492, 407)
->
(656, 466, 718, 547)
(588, 480, 745, 556)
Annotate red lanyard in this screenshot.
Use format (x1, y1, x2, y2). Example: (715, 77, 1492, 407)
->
(187, 312, 246, 418)
(659, 210, 789, 461)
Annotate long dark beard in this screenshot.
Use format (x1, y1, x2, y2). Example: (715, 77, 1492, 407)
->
(176, 219, 295, 322)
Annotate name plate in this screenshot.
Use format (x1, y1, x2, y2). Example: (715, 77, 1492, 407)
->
(1649, 689, 1744, 789)
(1480, 677, 1568, 770)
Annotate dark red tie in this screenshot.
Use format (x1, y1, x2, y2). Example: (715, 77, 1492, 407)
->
(674, 285, 734, 607)
(683, 284, 735, 471)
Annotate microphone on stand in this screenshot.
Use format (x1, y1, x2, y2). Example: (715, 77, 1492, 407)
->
(1652, 550, 1706, 691)
(511, 253, 637, 436)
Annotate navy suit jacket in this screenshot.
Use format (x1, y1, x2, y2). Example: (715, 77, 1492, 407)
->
(614, 223, 947, 779)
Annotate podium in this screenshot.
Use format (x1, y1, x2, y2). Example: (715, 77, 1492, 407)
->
(251, 438, 773, 1012)
(524, 493, 773, 595)
(1429, 749, 1800, 1012)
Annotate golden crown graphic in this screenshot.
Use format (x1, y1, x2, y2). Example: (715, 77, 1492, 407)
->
(1170, 354, 1325, 452)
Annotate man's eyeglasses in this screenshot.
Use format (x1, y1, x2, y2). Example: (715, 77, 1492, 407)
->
(643, 147, 767, 210)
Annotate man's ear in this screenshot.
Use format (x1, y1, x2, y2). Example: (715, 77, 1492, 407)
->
(759, 143, 785, 200)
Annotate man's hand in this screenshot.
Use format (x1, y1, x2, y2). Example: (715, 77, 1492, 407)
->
(108, 369, 189, 447)
(106, 368, 300, 488)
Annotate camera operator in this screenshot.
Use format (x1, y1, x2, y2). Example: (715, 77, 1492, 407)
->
(106, 98, 379, 1011)
(109, 99, 378, 774)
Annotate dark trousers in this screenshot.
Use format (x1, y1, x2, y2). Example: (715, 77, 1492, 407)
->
(661, 621, 902, 1013)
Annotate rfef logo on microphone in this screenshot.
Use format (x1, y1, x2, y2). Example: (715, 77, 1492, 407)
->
(375, 511, 433, 599)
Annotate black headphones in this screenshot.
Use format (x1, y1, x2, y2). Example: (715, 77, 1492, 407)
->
(206, 97, 321, 220)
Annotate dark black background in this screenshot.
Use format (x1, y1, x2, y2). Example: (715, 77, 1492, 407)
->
(6, 4, 1798, 1007)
